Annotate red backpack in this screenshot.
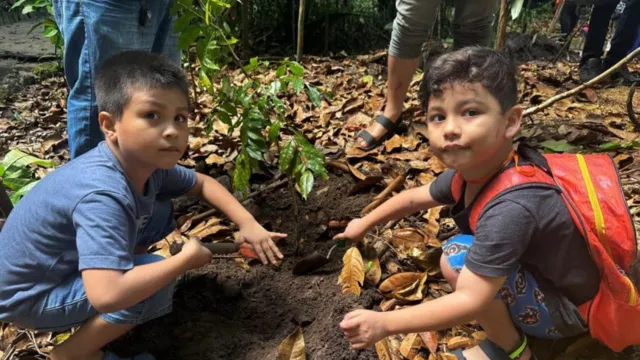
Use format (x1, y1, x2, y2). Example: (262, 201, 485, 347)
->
(449, 146, 639, 352)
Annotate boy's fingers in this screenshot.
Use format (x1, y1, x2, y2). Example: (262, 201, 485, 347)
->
(255, 245, 268, 265)
(333, 233, 345, 241)
(268, 239, 284, 259)
(264, 244, 278, 265)
(269, 232, 288, 239)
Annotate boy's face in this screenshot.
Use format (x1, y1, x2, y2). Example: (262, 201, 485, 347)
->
(426, 82, 521, 172)
(103, 87, 190, 170)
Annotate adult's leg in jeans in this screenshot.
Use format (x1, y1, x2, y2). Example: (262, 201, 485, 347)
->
(355, 0, 438, 149)
(451, 0, 498, 49)
(603, 0, 640, 67)
(580, 2, 618, 65)
(54, 0, 180, 159)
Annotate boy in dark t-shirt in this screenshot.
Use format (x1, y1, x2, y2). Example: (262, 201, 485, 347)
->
(334, 47, 599, 359)
(0, 51, 285, 360)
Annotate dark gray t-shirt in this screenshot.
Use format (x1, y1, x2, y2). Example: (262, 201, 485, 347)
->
(430, 169, 600, 336)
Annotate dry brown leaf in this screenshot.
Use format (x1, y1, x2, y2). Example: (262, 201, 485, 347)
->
(400, 333, 424, 359)
(375, 338, 393, 360)
(408, 247, 443, 272)
(189, 137, 209, 151)
(380, 298, 398, 311)
(419, 331, 439, 354)
(392, 273, 428, 301)
(235, 258, 251, 271)
(348, 176, 383, 195)
(153, 229, 187, 258)
(344, 112, 372, 132)
(439, 353, 458, 360)
(408, 160, 430, 170)
(390, 228, 428, 250)
(417, 172, 436, 186)
(385, 135, 404, 152)
(379, 272, 426, 295)
(338, 247, 365, 296)
(424, 207, 441, 238)
(277, 328, 306, 360)
(471, 331, 487, 341)
(447, 336, 474, 350)
(401, 132, 421, 151)
(205, 153, 226, 165)
(347, 163, 368, 180)
(188, 225, 230, 241)
(426, 157, 448, 173)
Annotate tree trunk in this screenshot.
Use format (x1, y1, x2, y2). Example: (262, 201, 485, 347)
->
(296, 0, 306, 62)
(0, 181, 12, 219)
(496, 0, 509, 50)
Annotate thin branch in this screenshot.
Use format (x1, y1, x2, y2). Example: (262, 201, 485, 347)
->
(628, 82, 638, 128)
(523, 47, 640, 117)
(496, 0, 509, 50)
(547, 0, 565, 35)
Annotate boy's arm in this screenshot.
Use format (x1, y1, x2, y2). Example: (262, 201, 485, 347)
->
(334, 182, 443, 242)
(340, 268, 505, 349)
(82, 239, 210, 313)
(186, 173, 285, 265)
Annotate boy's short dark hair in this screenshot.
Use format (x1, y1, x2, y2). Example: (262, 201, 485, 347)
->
(420, 47, 518, 113)
(95, 50, 189, 119)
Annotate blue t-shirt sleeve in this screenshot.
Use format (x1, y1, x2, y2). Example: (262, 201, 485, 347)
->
(157, 165, 198, 197)
(73, 192, 136, 271)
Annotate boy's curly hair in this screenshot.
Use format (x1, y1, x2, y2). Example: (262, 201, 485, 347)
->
(95, 50, 189, 120)
(419, 47, 518, 113)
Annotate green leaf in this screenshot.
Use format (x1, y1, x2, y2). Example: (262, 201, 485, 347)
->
(212, 0, 232, 8)
(598, 140, 640, 151)
(289, 62, 304, 77)
(198, 68, 213, 93)
(9, 180, 38, 205)
(0, 163, 4, 177)
(299, 170, 314, 200)
(173, 12, 194, 33)
(27, 21, 44, 36)
(246, 146, 263, 161)
(10, 0, 27, 10)
(221, 102, 238, 117)
(202, 56, 220, 71)
(541, 140, 575, 153)
(216, 111, 232, 126)
(305, 84, 322, 107)
(177, 26, 201, 50)
(510, 0, 526, 20)
(279, 140, 297, 175)
(233, 151, 251, 194)
(3, 175, 34, 191)
(2, 149, 55, 171)
(269, 80, 282, 95)
(22, 4, 34, 14)
(307, 157, 328, 179)
(43, 27, 58, 38)
(268, 121, 282, 143)
(362, 75, 373, 84)
(276, 64, 287, 78)
(244, 57, 260, 72)
(290, 78, 304, 94)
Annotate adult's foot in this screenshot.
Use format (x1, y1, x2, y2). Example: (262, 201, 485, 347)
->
(354, 109, 402, 149)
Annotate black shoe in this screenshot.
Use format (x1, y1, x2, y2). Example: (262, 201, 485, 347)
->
(607, 65, 640, 85)
(579, 58, 603, 83)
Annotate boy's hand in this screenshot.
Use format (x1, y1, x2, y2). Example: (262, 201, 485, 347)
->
(237, 222, 286, 265)
(340, 309, 387, 349)
(179, 239, 213, 270)
(333, 218, 369, 243)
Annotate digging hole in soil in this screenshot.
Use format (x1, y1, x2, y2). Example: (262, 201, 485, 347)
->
(110, 173, 382, 359)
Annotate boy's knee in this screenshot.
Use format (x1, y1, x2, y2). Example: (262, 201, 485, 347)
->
(101, 279, 176, 326)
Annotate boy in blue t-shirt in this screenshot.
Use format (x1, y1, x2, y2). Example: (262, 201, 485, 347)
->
(0, 50, 286, 360)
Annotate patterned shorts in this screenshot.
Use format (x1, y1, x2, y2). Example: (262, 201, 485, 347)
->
(443, 234, 564, 339)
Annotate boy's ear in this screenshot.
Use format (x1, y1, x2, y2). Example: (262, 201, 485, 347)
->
(504, 105, 523, 139)
(98, 111, 118, 142)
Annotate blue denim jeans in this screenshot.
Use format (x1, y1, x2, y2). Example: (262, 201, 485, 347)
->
(52, 0, 180, 159)
(14, 200, 176, 332)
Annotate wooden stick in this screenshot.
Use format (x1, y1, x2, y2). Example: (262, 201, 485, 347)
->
(628, 82, 638, 128)
(296, 0, 306, 62)
(523, 47, 640, 117)
(547, 0, 565, 35)
(361, 174, 406, 216)
(496, 0, 509, 50)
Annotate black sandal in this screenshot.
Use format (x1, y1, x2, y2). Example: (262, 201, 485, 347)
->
(354, 113, 402, 151)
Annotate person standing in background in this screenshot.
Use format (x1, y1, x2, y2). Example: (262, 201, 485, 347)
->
(352, 0, 498, 151)
(52, 0, 180, 159)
